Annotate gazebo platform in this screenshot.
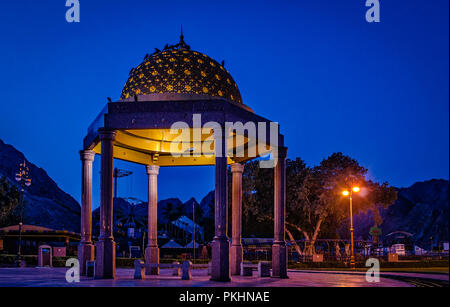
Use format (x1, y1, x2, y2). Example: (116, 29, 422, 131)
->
(0, 267, 414, 287)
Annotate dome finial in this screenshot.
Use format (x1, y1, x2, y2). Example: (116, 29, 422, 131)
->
(177, 24, 190, 50)
(180, 24, 184, 43)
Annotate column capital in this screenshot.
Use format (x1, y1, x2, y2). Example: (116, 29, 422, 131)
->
(146, 165, 160, 176)
(230, 163, 244, 173)
(99, 129, 116, 141)
(80, 150, 95, 162)
(276, 146, 288, 159)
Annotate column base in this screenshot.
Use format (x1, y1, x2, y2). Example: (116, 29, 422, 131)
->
(145, 246, 160, 275)
(95, 239, 116, 279)
(210, 236, 231, 282)
(78, 243, 95, 276)
(272, 243, 288, 278)
(230, 244, 243, 276)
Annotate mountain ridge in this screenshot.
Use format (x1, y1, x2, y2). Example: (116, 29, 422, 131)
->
(0, 139, 81, 232)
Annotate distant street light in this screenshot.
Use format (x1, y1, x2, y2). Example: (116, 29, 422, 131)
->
(342, 186, 360, 269)
(15, 160, 32, 267)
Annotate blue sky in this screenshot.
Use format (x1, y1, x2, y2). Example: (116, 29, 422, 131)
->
(0, 0, 448, 208)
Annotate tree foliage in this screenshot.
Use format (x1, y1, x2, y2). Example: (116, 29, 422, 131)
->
(0, 177, 20, 227)
(161, 202, 184, 223)
(241, 153, 397, 254)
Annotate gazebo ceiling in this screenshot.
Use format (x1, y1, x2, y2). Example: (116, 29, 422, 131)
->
(91, 128, 272, 166)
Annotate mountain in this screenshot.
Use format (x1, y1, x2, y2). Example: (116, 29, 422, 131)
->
(354, 179, 449, 247)
(199, 190, 215, 219)
(92, 194, 213, 229)
(0, 139, 80, 232)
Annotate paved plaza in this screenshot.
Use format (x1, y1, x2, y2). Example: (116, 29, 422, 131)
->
(0, 267, 423, 287)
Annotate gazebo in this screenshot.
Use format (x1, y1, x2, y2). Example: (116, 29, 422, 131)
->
(78, 32, 288, 281)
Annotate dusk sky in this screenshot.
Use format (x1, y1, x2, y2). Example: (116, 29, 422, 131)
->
(0, 0, 448, 208)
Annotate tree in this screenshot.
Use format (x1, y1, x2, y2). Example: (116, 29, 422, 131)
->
(240, 160, 274, 238)
(161, 202, 184, 223)
(242, 153, 397, 255)
(0, 177, 20, 227)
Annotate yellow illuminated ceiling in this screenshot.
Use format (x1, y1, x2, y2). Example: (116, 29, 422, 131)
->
(91, 128, 271, 166)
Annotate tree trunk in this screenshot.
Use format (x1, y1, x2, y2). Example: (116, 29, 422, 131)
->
(334, 242, 341, 260)
(308, 218, 323, 255)
(286, 228, 303, 257)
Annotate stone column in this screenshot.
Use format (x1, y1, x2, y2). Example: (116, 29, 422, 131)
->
(95, 129, 116, 279)
(230, 163, 244, 275)
(272, 146, 288, 278)
(145, 165, 160, 275)
(210, 130, 231, 281)
(78, 150, 95, 276)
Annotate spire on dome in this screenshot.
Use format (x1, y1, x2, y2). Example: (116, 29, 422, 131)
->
(180, 24, 184, 42)
(177, 24, 190, 50)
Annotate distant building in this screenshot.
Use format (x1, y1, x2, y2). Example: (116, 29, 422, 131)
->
(443, 242, 449, 252)
(161, 239, 183, 249)
(390, 244, 406, 256)
(414, 245, 427, 255)
(171, 216, 204, 241)
(0, 224, 80, 255)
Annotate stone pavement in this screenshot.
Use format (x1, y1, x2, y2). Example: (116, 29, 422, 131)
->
(298, 269, 449, 281)
(0, 267, 412, 287)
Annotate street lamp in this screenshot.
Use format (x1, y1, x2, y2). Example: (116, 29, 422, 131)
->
(192, 199, 196, 264)
(15, 160, 32, 266)
(342, 186, 360, 269)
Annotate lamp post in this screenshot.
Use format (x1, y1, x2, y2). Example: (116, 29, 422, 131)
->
(192, 199, 195, 264)
(15, 161, 32, 266)
(342, 186, 360, 269)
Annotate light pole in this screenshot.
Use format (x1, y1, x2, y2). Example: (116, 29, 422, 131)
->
(342, 186, 360, 269)
(15, 160, 32, 266)
(192, 199, 195, 264)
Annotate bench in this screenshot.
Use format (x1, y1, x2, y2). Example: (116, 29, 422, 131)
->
(134, 260, 270, 279)
(241, 261, 271, 277)
(240, 261, 255, 276)
(133, 260, 202, 280)
(257, 261, 270, 277)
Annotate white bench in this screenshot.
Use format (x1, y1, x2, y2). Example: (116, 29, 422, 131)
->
(240, 261, 255, 276)
(240, 261, 271, 277)
(257, 261, 271, 277)
(134, 260, 205, 280)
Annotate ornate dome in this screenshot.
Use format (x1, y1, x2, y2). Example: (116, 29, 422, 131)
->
(120, 33, 242, 104)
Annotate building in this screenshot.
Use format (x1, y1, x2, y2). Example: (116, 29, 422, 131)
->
(0, 224, 80, 255)
(171, 215, 204, 241)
